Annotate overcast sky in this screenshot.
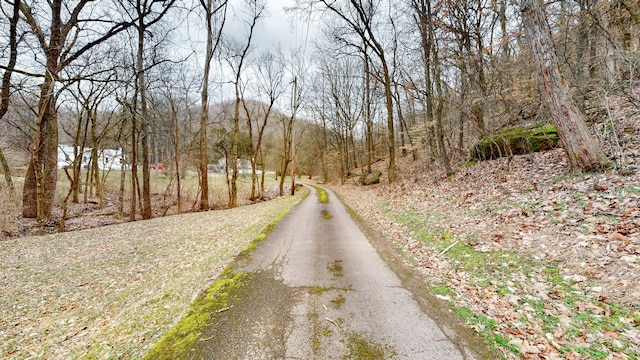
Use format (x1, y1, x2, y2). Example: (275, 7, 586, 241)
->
(169, 0, 318, 107)
(225, 0, 316, 53)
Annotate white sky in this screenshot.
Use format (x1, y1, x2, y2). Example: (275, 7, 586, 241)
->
(174, 0, 314, 56)
(166, 0, 319, 110)
(227, 0, 317, 53)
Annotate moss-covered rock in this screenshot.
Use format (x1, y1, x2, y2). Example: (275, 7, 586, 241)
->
(363, 170, 382, 186)
(470, 124, 559, 161)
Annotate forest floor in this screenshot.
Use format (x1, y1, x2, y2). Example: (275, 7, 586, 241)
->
(332, 96, 640, 359)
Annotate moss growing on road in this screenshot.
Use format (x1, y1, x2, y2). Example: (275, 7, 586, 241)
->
(311, 185, 329, 203)
(327, 260, 344, 278)
(344, 332, 397, 359)
(143, 271, 250, 360)
(143, 198, 301, 359)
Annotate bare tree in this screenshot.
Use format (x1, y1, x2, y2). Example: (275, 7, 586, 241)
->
(242, 51, 286, 200)
(521, 0, 609, 171)
(225, 0, 264, 208)
(0, 0, 20, 195)
(126, 0, 176, 220)
(314, 0, 397, 182)
(19, 0, 138, 220)
(197, 0, 227, 211)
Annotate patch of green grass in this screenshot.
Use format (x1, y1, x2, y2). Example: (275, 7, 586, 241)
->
(430, 284, 455, 297)
(596, 214, 620, 223)
(572, 345, 609, 359)
(453, 306, 516, 357)
(494, 334, 520, 354)
(391, 243, 418, 267)
(625, 186, 640, 194)
(496, 284, 512, 296)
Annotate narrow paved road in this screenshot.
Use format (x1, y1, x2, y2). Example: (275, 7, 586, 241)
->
(191, 184, 491, 359)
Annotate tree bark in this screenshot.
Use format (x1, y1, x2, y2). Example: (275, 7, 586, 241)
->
(0, 0, 19, 195)
(199, 0, 214, 211)
(521, 0, 610, 171)
(136, 7, 152, 220)
(90, 109, 104, 208)
(363, 44, 373, 174)
(432, 38, 454, 177)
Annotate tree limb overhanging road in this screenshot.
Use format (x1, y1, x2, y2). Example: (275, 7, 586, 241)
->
(190, 184, 492, 359)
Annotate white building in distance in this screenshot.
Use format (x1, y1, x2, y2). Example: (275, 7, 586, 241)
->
(57, 145, 126, 171)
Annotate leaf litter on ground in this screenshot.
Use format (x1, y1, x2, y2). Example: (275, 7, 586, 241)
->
(333, 95, 640, 359)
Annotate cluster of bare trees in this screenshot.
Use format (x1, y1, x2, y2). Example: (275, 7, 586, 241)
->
(300, 0, 635, 183)
(0, 0, 305, 222)
(1, 0, 636, 221)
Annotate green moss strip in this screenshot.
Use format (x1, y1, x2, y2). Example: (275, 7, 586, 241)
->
(310, 185, 329, 203)
(143, 272, 250, 359)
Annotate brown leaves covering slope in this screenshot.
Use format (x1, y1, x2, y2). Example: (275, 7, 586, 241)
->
(333, 95, 640, 359)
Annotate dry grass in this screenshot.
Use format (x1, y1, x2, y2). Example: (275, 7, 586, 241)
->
(0, 191, 304, 359)
(0, 171, 286, 239)
(0, 188, 21, 236)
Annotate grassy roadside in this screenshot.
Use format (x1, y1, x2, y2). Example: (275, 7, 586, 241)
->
(0, 191, 306, 359)
(143, 188, 308, 359)
(335, 188, 640, 360)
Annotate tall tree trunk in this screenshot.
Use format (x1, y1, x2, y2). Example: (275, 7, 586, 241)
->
(242, 99, 256, 200)
(0, 0, 19, 195)
(230, 94, 240, 208)
(23, 78, 57, 219)
(130, 101, 138, 221)
(521, 0, 610, 171)
(119, 159, 126, 217)
(199, 0, 214, 211)
(0, 148, 14, 194)
(432, 39, 455, 177)
(381, 62, 396, 183)
(137, 19, 152, 219)
(412, 0, 435, 156)
(173, 102, 182, 214)
(90, 109, 104, 208)
(72, 109, 88, 204)
(364, 44, 373, 174)
(22, 0, 64, 219)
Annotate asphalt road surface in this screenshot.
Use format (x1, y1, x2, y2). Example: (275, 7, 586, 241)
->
(191, 184, 492, 359)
